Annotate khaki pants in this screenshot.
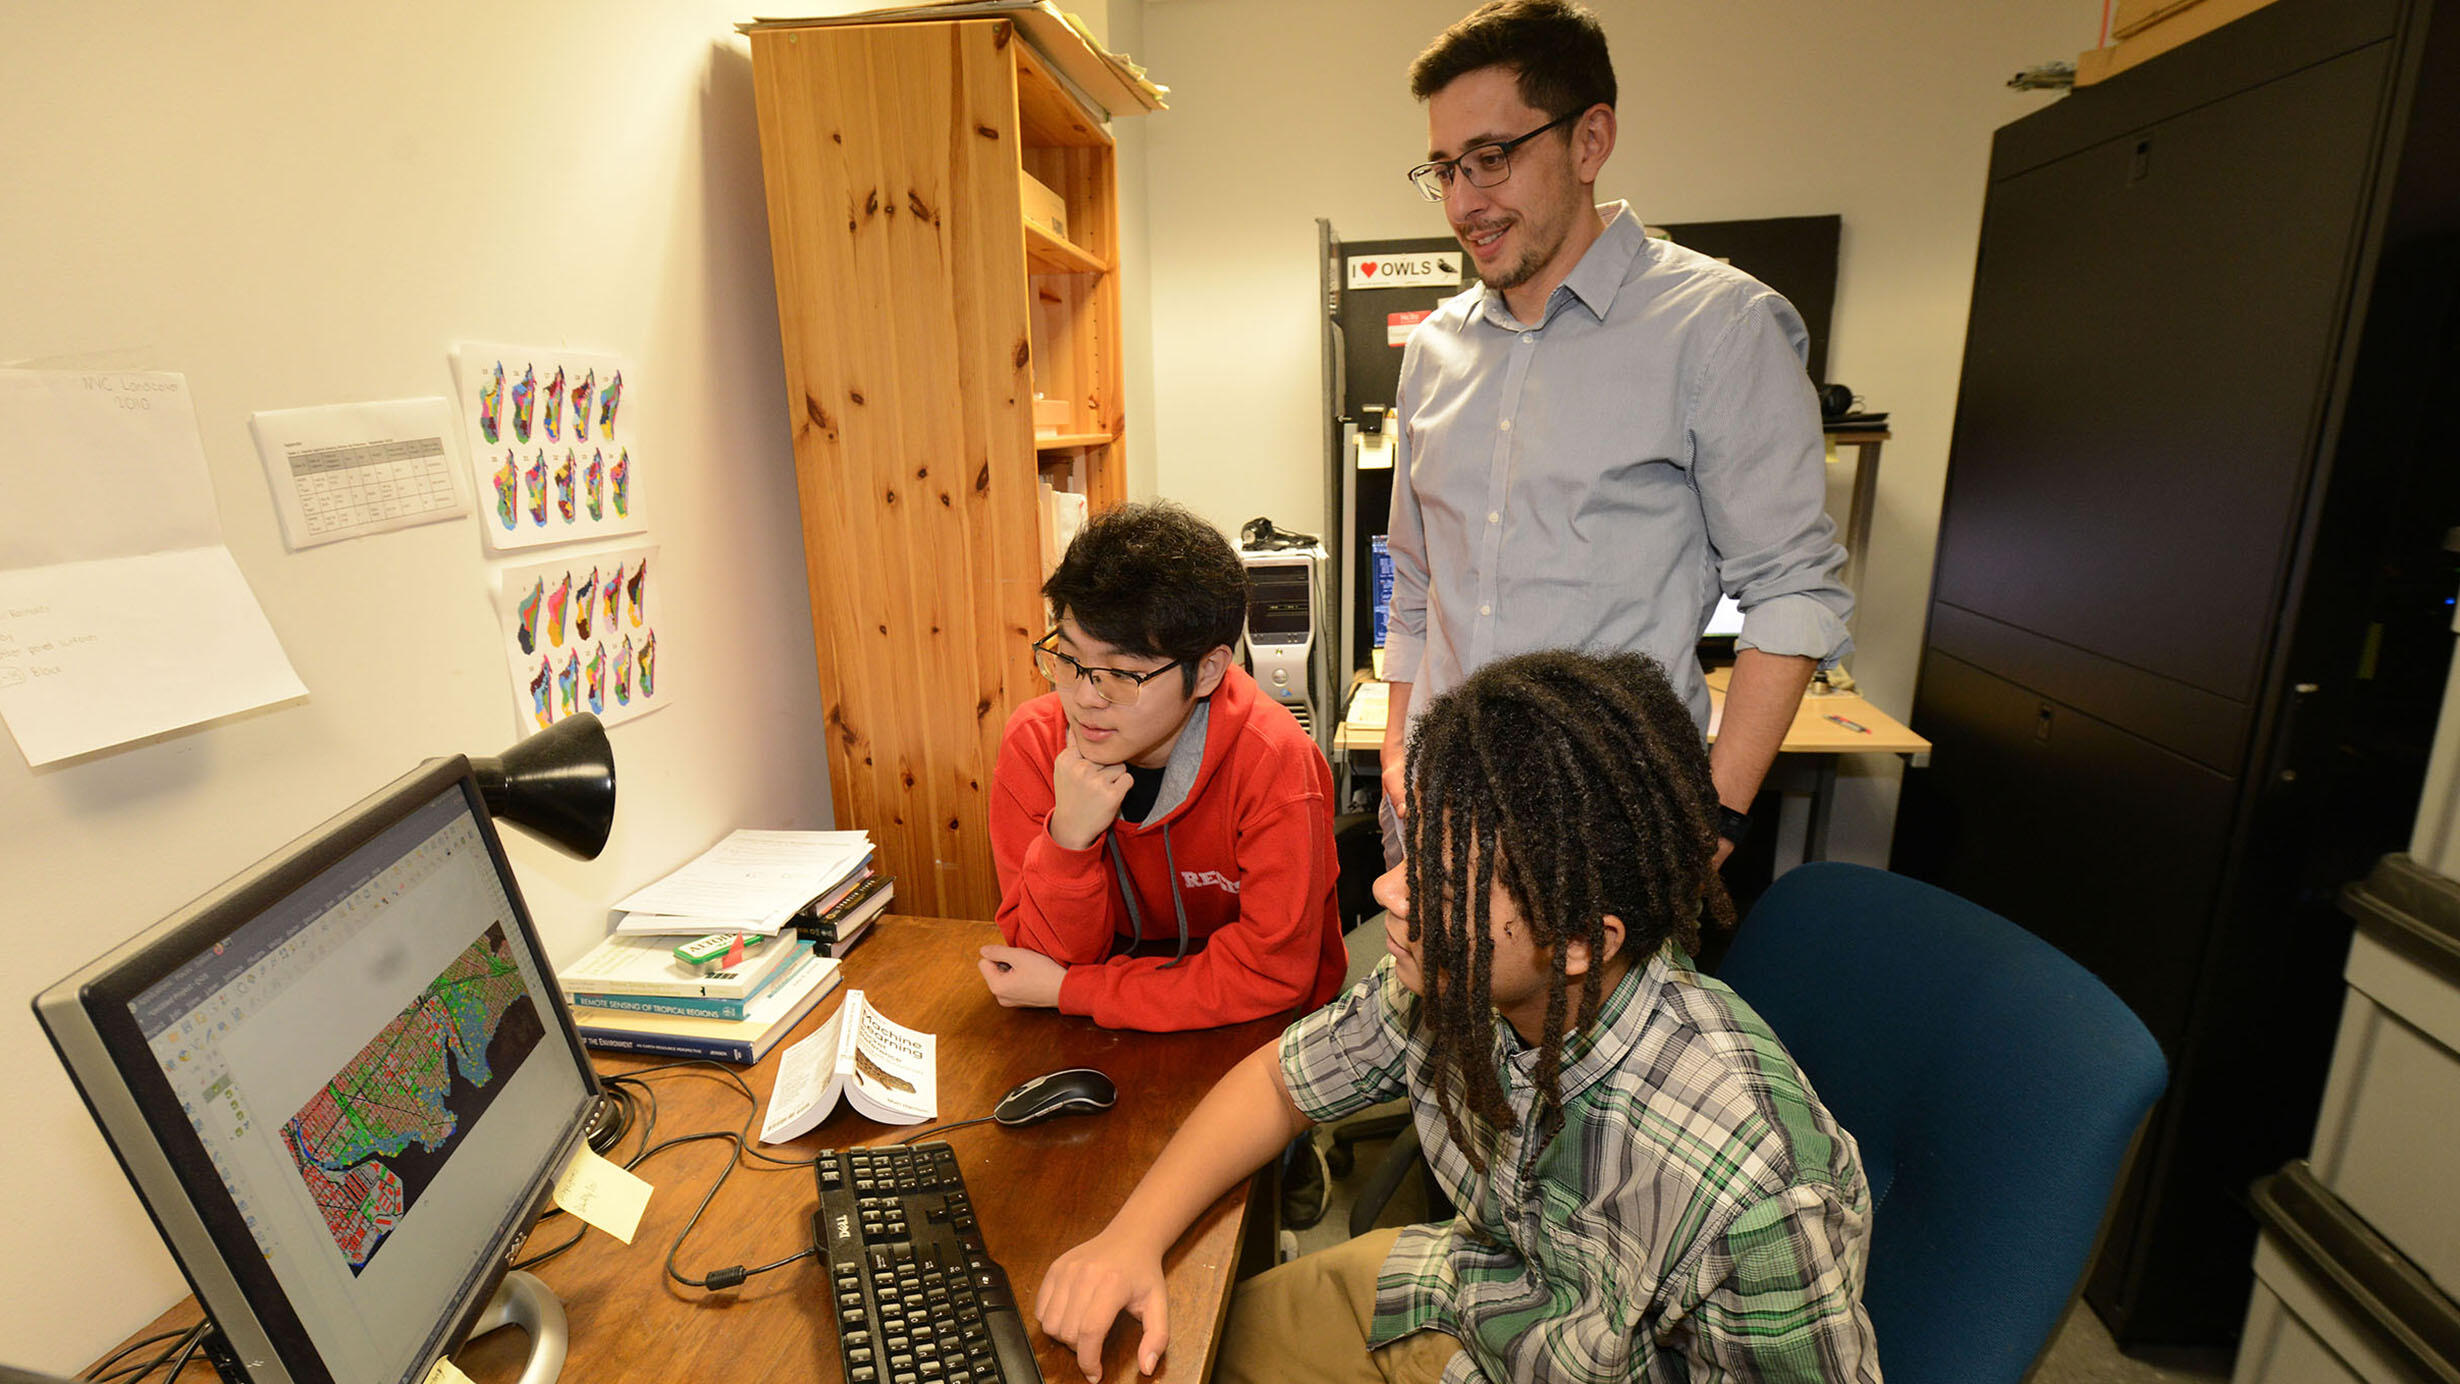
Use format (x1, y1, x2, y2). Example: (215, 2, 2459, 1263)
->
(1212, 1228, 1463, 1384)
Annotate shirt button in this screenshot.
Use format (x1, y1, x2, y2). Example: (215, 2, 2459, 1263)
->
(1487, 511, 1500, 524)
(1480, 604, 1492, 616)
(1500, 418, 1514, 431)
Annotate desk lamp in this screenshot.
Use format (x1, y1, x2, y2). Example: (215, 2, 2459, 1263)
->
(470, 711, 617, 860)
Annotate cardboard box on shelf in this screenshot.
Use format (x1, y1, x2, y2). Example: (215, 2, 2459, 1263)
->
(2077, 0, 2279, 85)
(1032, 395, 1072, 431)
(1020, 171, 1069, 243)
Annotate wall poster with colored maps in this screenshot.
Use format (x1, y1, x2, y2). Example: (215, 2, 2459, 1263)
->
(279, 924, 544, 1272)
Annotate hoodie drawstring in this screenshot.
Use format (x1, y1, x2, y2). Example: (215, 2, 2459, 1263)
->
(1104, 825, 1193, 969)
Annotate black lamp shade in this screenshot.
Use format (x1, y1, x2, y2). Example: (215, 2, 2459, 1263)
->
(472, 713, 616, 859)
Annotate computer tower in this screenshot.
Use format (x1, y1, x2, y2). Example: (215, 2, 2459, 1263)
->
(1242, 546, 1333, 754)
(1894, 0, 2460, 1347)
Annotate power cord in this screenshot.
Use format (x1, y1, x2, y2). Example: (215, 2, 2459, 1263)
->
(528, 1060, 827, 1292)
(84, 1324, 207, 1382)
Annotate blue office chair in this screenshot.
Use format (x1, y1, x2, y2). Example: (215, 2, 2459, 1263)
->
(1715, 862, 2168, 1384)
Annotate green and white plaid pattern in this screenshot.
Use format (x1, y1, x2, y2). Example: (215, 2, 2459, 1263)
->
(1279, 946, 1883, 1383)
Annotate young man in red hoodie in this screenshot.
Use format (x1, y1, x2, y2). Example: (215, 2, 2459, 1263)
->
(978, 501, 1348, 1032)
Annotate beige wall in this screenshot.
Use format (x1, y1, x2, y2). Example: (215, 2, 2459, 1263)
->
(0, 4, 832, 1367)
(1132, 0, 2092, 861)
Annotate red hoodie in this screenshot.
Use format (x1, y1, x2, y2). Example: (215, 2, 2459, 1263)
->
(990, 664, 1347, 1031)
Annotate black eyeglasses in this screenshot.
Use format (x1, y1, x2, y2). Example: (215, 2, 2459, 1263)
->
(1031, 631, 1185, 707)
(1407, 111, 1580, 202)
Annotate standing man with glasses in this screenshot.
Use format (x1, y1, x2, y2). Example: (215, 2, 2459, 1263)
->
(980, 500, 1349, 1031)
(1381, 0, 1853, 868)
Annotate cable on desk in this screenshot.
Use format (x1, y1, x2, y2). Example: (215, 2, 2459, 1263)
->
(88, 1324, 207, 1383)
(568, 1059, 828, 1289)
(633, 1128, 818, 1290)
(82, 1328, 189, 1381)
(160, 1330, 206, 1382)
(603, 1057, 821, 1168)
(895, 1115, 998, 1145)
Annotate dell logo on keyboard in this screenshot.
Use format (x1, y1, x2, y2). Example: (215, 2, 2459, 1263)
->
(1180, 870, 1240, 895)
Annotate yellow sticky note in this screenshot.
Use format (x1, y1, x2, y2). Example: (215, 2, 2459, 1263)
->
(552, 1144, 652, 1244)
(424, 1359, 475, 1384)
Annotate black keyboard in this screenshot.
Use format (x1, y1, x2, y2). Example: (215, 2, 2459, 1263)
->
(813, 1142, 1044, 1384)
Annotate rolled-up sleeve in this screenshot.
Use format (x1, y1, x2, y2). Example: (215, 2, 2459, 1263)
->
(1688, 294, 1854, 669)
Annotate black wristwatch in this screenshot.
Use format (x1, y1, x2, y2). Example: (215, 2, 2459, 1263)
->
(1716, 803, 1752, 847)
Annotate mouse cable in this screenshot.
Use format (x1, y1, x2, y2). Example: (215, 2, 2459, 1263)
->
(894, 1115, 999, 1145)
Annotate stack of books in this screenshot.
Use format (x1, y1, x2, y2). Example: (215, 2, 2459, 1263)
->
(794, 868, 895, 958)
(557, 933, 843, 1063)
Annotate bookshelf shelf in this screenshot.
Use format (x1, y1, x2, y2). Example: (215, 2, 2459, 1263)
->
(1025, 220, 1108, 275)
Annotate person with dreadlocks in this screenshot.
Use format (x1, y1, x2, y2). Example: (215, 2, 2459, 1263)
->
(1035, 649, 1881, 1384)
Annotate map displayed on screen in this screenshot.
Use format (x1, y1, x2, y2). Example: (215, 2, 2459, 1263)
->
(279, 924, 544, 1271)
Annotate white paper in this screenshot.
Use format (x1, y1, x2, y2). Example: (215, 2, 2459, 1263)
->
(0, 370, 307, 766)
(613, 912, 791, 938)
(760, 990, 937, 1143)
(454, 343, 646, 552)
(493, 543, 664, 737)
(0, 369, 220, 567)
(249, 397, 467, 550)
(612, 829, 872, 925)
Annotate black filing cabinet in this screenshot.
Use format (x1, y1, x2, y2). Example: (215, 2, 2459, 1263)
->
(1895, 0, 2460, 1347)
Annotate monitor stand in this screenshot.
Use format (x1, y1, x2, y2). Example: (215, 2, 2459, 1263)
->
(465, 1271, 568, 1384)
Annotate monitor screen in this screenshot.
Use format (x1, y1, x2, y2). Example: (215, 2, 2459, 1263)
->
(36, 761, 598, 1384)
(1703, 593, 1745, 639)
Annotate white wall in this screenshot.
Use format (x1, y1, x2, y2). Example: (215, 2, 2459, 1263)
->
(0, 4, 831, 1368)
(1133, 0, 2093, 861)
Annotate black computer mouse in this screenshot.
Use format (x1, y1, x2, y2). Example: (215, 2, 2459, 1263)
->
(993, 1068, 1118, 1126)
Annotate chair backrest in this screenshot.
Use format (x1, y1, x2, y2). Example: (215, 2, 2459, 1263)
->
(1715, 862, 2168, 1384)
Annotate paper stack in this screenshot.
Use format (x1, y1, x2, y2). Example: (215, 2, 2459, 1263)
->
(611, 829, 877, 939)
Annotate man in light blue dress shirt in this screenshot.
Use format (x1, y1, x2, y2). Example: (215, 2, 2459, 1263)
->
(1382, 0, 1853, 866)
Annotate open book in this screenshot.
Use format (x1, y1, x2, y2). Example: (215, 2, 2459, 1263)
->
(759, 990, 938, 1142)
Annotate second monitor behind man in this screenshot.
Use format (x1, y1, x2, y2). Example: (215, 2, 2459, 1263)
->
(980, 501, 1349, 1032)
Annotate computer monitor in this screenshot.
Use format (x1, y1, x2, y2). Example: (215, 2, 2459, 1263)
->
(1703, 593, 1745, 639)
(34, 758, 599, 1384)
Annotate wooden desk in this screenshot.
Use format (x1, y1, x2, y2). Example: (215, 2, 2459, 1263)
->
(92, 917, 1282, 1384)
(1336, 669, 1931, 861)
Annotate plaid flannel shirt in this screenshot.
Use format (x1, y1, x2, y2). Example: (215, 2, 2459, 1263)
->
(1278, 946, 1883, 1383)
